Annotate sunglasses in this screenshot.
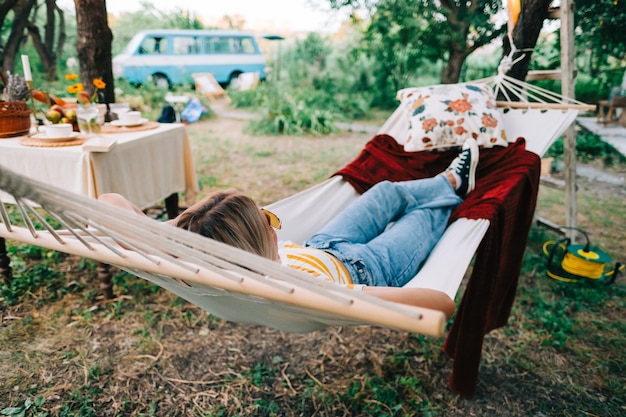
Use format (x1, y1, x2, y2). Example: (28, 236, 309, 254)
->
(260, 208, 282, 230)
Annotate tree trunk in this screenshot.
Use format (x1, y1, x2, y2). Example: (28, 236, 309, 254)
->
(503, 0, 553, 81)
(441, 44, 467, 84)
(0, 0, 20, 70)
(1, 0, 36, 74)
(438, 0, 504, 84)
(73, 0, 114, 103)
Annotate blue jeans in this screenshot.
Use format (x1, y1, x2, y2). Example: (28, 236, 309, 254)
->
(305, 175, 462, 287)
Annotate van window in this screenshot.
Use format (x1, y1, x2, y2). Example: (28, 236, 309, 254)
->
(139, 36, 167, 54)
(173, 36, 201, 55)
(240, 38, 256, 54)
(204, 36, 257, 54)
(206, 37, 228, 54)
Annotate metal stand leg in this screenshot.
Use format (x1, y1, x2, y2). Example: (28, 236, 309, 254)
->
(0, 238, 12, 285)
(97, 262, 114, 300)
(165, 193, 180, 219)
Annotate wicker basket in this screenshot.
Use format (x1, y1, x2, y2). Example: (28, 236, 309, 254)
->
(0, 101, 32, 138)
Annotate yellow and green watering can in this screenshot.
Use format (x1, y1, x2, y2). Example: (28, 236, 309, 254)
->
(543, 228, 623, 284)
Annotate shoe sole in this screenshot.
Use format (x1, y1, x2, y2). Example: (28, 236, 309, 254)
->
(466, 141, 479, 194)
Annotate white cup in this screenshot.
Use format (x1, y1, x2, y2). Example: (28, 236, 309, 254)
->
(45, 123, 73, 138)
(120, 111, 142, 126)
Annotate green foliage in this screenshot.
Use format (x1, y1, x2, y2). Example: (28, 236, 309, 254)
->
(358, 0, 432, 107)
(247, 83, 339, 136)
(55, 388, 100, 417)
(575, 0, 626, 76)
(0, 244, 80, 307)
(332, 0, 506, 85)
(463, 47, 501, 82)
(575, 72, 610, 105)
(113, 271, 162, 298)
(530, 33, 562, 71)
(229, 86, 269, 109)
(280, 32, 375, 117)
(545, 131, 626, 166)
(249, 363, 276, 387)
(231, 33, 380, 134)
(1, 397, 46, 417)
(336, 373, 436, 416)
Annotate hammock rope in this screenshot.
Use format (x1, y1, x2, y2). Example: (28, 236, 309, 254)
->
(481, 34, 595, 111)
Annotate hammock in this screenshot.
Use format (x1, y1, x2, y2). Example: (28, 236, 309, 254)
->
(0, 75, 592, 397)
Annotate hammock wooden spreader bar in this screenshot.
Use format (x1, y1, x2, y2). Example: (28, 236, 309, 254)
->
(0, 164, 448, 336)
(495, 101, 595, 111)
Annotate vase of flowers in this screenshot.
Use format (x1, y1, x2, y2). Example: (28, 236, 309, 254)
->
(0, 71, 32, 138)
(69, 74, 106, 135)
(76, 103, 101, 135)
(35, 74, 106, 135)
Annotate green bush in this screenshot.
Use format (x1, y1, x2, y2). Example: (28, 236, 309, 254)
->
(575, 73, 610, 105)
(545, 130, 626, 166)
(248, 86, 338, 136)
(229, 85, 268, 109)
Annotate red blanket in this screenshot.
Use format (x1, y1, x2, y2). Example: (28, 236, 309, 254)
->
(335, 135, 541, 397)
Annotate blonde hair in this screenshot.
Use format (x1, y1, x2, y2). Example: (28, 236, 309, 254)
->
(175, 190, 275, 260)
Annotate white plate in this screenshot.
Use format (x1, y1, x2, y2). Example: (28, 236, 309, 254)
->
(31, 132, 80, 142)
(110, 118, 148, 127)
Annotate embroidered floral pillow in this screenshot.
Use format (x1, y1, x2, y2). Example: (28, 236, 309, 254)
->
(399, 84, 508, 152)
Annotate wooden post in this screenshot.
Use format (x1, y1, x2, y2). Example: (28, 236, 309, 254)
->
(560, 0, 577, 236)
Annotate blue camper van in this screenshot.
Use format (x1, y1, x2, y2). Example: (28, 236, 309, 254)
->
(113, 29, 267, 87)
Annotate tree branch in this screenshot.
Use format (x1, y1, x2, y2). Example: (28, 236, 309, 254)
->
(53, 2, 66, 60)
(1, 0, 36, 73)
(0, 0, 19, 27)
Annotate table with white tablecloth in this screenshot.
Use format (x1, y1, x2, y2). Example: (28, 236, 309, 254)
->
(0, 122, 199, 287)
(0, 122, 198, 209)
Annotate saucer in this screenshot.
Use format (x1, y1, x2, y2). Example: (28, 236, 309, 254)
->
(110, 118, 148, 127)
(31, 132, 80, 142)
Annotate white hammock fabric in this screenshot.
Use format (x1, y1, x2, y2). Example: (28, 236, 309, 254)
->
(0, 76, 588, 338)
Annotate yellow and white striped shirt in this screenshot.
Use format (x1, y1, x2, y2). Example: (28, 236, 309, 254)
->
(278, 241, 353, 285)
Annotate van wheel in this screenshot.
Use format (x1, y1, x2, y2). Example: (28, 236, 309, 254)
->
(228, 71, 242, 87)
(152, 74, 170, 89)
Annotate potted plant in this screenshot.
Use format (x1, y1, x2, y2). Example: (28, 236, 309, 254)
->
(0, 71, 32, 138)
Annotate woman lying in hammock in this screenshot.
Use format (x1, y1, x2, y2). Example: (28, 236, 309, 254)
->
(100, 140, 479, 319)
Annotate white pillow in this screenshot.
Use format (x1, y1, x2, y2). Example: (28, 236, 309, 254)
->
(399, 83, 508, 152)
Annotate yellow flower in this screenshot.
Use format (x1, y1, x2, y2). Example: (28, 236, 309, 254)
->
(93, 78, 106, 89)
(64, 74, 106, 104)
(67, 83, 85, 94)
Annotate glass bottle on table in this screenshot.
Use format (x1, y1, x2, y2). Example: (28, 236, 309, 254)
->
(76, 103, 101, 136)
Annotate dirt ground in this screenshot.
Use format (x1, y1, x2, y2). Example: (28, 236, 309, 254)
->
(1, 109, 625, 416)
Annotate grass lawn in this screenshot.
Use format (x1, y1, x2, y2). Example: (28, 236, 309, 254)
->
(1, 113, 625, 416)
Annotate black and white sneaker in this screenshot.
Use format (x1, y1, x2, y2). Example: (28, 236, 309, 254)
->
(446, 139, 479, 197)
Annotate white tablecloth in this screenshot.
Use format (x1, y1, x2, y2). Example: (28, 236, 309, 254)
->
(0, 123, 198, 209)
